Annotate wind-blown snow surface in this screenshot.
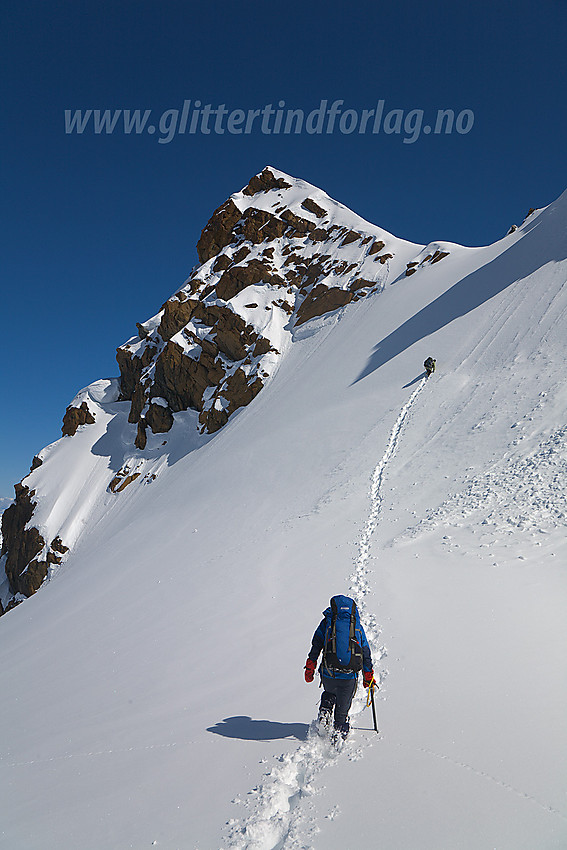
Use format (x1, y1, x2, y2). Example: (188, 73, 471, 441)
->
(1, 188, 567, 849)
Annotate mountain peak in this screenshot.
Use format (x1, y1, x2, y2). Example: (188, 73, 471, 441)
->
(120, 166, 422, 444)
(0, 168, 465, 609)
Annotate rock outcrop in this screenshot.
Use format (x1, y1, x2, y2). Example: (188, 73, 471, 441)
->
(61, 401, 96, 436)
(1, 484, 45, 596)
(295, 285, 354, 325)
(0, 484, 68, 599)
(405, 248, 450, 276)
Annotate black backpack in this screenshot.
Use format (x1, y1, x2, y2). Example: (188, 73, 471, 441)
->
(323, 596, 363, 673)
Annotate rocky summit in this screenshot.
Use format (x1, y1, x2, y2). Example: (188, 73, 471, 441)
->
(1, 166, 449, 611)
(114, 166, 423, 444)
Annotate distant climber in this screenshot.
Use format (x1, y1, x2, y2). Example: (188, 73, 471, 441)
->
(424, 357, 436, 376)
(304, 595, 376, 741)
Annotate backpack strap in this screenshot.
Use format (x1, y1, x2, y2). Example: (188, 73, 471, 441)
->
(330, 597, 338, 656)
(349, 599, 356, 641)
(323, 598, 338, 675)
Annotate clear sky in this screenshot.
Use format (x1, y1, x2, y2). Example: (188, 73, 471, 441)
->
(1, 0, 566, 497)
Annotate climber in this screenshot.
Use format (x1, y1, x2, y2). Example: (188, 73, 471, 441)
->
(424, 357, 436, 376)
(304, 595, 376, 740)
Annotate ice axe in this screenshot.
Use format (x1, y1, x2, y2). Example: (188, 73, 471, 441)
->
(366, 678, 379, 733)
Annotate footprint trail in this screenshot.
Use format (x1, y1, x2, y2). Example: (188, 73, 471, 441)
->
(223, 378, 427, 850)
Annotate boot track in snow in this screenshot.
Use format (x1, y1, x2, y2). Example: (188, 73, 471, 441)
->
(223, 377, 427, 850)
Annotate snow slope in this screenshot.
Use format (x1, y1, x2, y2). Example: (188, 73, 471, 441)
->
(1, 183, 566, 849)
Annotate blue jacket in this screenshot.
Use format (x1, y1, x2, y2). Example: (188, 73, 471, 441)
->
(308, 598, 373, 680)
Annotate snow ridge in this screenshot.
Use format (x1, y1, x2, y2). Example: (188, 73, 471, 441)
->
(224, 378, 427, 850)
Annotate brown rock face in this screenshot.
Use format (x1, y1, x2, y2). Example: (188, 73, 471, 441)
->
(308, 228, 329, 243)
(117, 347, 143, 401)
(1, 484, 45, 596)
(295, 285, 354, 326)
(153, 342, 213, 412)
(197, 198, 242, 263)
(216, 259, 274, 301)
(213, 325, 247, 361)
(368, 240, 386, 255)
(242, 168, 292, 196)
(341, 230, 361, 246)
(116, 281, 274, 442)
(349, 278, 374, 292)
(16, 557, 49, 597)
(233, 246, 251, 264)
(109, 472, 142, 493)
(253, 337, 273, 357)
(51, 536, 69, 555)
(135, 421, 147, 450)
(403, 250, 449, 278)
(430, 250, 449, 264)
(280, 209, 315, 236)
(0, 484, 71, 606)
(222, 369, 263, 415)
(158, 298, 197, 341)
(61, 401, 95, 436)
(146, 402, 174, 434)
(238, 207, 288, 244)
(301, 198, 327, 218)
(198, 405, 228, 434)
(128, 383, 146, 424)
(213, 253, 232, 272)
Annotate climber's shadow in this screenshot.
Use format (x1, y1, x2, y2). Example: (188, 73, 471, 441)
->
(207, 715, 309, 741)
(403, 371, 427, 388)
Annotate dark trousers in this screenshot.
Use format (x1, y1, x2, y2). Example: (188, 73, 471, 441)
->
(320, 675, 357, 726)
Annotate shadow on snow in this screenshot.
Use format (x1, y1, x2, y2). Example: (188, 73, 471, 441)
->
(207, 716, 309, 741)
(353, 208, 567, 384)
(403, 371, 427, 388)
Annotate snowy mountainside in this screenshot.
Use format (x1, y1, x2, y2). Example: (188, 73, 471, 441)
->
(0, 176, 566, 850)
(2, 165, 462, 613)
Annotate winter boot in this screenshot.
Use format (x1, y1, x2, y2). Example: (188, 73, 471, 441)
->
(332, 719, 350, 743)
(317, 693, 335, 732)
(317, 707, 332, 731)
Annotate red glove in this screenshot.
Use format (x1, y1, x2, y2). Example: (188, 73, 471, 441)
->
(363, 670, 377, 688)
(304, 658, 316, 683)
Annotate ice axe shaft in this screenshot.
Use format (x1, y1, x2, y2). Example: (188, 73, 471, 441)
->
(370, 684, 379, 733)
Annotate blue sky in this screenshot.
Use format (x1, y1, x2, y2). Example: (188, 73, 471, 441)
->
(1, 0, 566, 496)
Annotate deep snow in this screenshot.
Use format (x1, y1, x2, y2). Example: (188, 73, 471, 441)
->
(1, 184, 566, 850)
